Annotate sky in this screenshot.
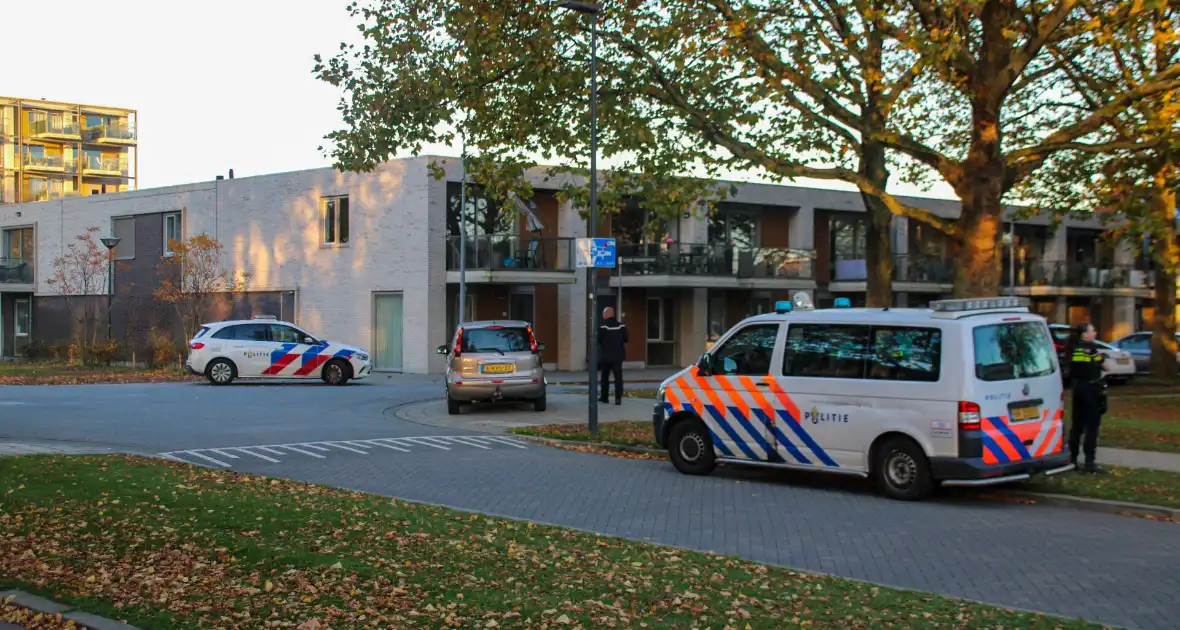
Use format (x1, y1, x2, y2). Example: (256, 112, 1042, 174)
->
(8, 0, 955, 200)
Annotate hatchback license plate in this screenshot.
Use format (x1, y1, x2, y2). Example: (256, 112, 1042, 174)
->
(481, 363, 514, 374)
(1011, 406, 1040, 422)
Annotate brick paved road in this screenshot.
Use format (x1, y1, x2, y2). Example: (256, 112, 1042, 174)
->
(224, 445, 1179, 630)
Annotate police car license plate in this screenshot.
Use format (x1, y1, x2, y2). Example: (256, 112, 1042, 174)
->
(481, 363, 514, 374)
(1010, 406, 1040, 422)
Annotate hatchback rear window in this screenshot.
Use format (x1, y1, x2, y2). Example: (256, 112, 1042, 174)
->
(972, 322, 1056, 381)
(194, 327, 210, 339)
(461, 327, 530, 353)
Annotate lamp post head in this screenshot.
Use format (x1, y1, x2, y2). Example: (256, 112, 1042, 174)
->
(100, 236, 121, 250)
(557, 0, 601, 15)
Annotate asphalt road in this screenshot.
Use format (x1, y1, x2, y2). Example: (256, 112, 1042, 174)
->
(2, 378, 1179, 630)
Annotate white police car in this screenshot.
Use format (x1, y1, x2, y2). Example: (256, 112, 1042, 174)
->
(186, 315, 373, 386)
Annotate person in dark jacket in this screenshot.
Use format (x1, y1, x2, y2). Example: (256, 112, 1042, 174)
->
(1067, 322, 1108, 473)
(598, 307, 628, 405)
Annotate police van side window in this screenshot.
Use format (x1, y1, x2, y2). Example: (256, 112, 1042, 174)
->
(866, 327, 942, 382)
(782, 324, 870, 378)
(710, 324, 779, 375)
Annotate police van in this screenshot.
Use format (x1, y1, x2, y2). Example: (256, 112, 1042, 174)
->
(652, 295, 1074, 500)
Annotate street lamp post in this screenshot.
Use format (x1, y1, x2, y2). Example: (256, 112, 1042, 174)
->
(100, 236, 121, 342)
(558, 0, 602, 434)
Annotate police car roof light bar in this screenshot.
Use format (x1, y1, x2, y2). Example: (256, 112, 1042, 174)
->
(252, 314, 278, 320)
(833, 297, 851, 308)
(929, 297, 1029, 312)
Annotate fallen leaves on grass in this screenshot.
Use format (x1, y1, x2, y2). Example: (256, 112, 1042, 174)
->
(1023, 466, 1180, 509)
(512, 421, 659, 448)
(0, 455, 1102, 629)
(0, 597, 79, 629)
(0, 365, 195, 386)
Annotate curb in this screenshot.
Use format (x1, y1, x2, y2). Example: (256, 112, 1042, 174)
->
(548, 379, 666, 386)
(515, 435, 1179, 522)
(1, 591, 141, 630)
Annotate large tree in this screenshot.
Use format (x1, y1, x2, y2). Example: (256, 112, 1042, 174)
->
(1020, 0, 1179, 379)
(870, 0, 1180, 296)
(314, 0, 955, 306)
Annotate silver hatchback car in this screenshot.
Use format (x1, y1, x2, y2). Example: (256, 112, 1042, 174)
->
(436, 320, 547, 415)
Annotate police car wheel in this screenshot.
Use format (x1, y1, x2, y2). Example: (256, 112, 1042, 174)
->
(322, 359, 351, 386)
(206, 359, 236, 386)
(873, 437, 933, 501)
(667, 419, 716, 475)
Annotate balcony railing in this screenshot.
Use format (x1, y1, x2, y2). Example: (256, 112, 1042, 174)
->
(894, 254, 954, 284)
(446, 235, 576, 272)
(85, 124, 137, 143)
(30, 119, 81, 138)
(23, 153, 72, 171)
(82, 154, 127, 176)
(1003, 260, 1155, 289)
(0, 258, 33, 284)
(618, 243, 814, 279)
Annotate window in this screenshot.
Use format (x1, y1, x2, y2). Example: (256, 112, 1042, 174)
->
(866, 327, 942, 382)
(14, 299, 30, 337)
(4, 227, 34, 261)
(709, 207, 759, 248)
(211, 324, 270, 341)
(211, 326, 237, 340)
(972, 322, 1056, 381)
(783, 324, 870, 379)
(710, 324, 779, 375)
(1119, 334, 1151, 352)
(269, 325, 307, 344)
(322, 196, 350, 245)
(163, 213, 182, 255)
(460, 327, 531, 353)
(112, 217, 135, 259)
(446, 183, 512, 238)
(830, 217, 867, 260)
(646, 297, 675, 341)
(707, 295, 726, 341)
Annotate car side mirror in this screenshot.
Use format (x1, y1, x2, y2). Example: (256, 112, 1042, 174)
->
(697, 353, 712, 375)
(436, 345, 450, 355)
(304, 337, 318, 345)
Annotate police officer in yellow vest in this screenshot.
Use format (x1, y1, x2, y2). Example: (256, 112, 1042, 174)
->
(1067, 322, 1108, 473)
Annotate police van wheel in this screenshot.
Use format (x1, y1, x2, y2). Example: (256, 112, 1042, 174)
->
(322, 359, 351, 386)
(667, 419, 716, 476)
(206, 359, 236, 386)
(873, 437, 933, 501)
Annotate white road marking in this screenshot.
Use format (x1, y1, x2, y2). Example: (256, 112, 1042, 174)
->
(445, 436, 492, 450)
(276, 445, 326, 458)
(160, 435, 526, 469)
(321, 442, 368, 454)
(362, 439, 410, 452)
(178, 450, 231, 468)
(232, 447, 281, 463)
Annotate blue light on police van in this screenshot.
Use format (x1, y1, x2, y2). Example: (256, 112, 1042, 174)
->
(833, 298, 851, 308)
(774, 300, 793, 314)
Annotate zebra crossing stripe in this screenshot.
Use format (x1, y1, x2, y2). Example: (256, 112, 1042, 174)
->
(179, 450, 231, 468)
(398, 437, 450, 450)
(233, 447, 280, 463)
(322, 442, 368, 454)
(277, 445, 326, 458)
(483, 436, 528, 449)
(209, 448, 240, 459)
(362, 439, 410, 452)
(446, 436, 492, 450)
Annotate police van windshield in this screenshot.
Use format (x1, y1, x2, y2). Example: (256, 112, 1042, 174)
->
(972, 322, 1056, 381)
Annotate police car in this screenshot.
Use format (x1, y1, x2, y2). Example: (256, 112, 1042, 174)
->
(652, 295, 1074, 500)
(186, 315, 373, 386)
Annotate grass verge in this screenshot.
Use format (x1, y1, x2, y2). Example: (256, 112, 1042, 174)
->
(0, 455, 1100, 629)
(0, 362, 194, 386)
(512, 420, 659, 448)
(1096, 395, 1180, 453)
(1021, 466, 1180, 510)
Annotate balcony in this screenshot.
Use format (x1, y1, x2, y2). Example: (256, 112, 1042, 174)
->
(0, 258, 33, 285)
(893, 254, 954, 289)
(1003, 260, 1155, 293)
(610, 243, 815, 289)
(85, 124, 137, 145)
(30, 119, 81, 140)
(23, 153, 72, 173)
(446, 235, 577, 284)
(82, 154, 128, 177)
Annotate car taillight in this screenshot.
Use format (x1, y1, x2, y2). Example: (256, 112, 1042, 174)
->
(527, 326, 539, 354)
(190, 342, 205, 350)
(453, 328, 463, 358)
(958, 401, 981, 431)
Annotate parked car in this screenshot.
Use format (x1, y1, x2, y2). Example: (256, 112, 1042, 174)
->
(436, 320, 548, 415)
(1111, 331, 1180, 373)
(1093, 340, 1135, 383)
(187, 315, 372, 386)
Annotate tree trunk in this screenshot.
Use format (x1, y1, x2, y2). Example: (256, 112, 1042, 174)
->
(1149, 181, 1178, 381)
(860, 142, 894, 308)
(953, 102, 1006, 297)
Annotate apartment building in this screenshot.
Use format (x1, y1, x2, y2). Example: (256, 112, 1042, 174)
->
(0, 156, 1173, 373)
(0, 96, 137, 205)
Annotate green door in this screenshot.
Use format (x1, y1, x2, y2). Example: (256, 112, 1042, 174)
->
(373, 293, 404, 371)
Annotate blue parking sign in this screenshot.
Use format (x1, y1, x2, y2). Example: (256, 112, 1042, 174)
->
(576, 238, 616, 268)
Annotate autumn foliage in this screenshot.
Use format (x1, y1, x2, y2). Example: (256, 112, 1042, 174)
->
(43, 226, 114, 365)
(155, 234, 252, 342)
